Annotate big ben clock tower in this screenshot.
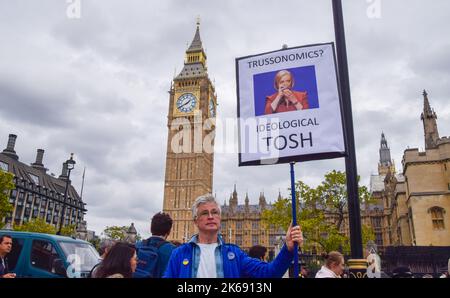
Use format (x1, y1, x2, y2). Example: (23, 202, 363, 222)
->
(163, 20, 217, 242)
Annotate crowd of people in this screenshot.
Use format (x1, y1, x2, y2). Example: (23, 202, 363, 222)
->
(1, 194, 449, 279)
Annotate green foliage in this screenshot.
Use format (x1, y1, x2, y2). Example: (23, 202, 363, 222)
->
(261, 197, 292, 231)
(60, 224, 77, 237)
(262, 170, 376, 254)
(362, 224, 376, 247)
(89, 237, 101, 251)
(103, 225, 129, 241)
(0, 171, 15, 224)
(14, 218, 57, 234)
(12, 217, 79, 237)
(103, 225, 142, 242)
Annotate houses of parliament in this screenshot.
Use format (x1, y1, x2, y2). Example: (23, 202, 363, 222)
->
(162, 22, 450, 254)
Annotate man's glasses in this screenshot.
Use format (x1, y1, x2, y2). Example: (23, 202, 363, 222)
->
(197, 209, 221, 218)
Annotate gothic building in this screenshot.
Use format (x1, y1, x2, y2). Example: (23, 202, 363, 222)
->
(162, 21, 216, 241)
(324, 90, 450, 252)
(389, 90, 450, 246)
(161, 21, 450, 253)
(371, 90, 450, 248)
(220, 186, 285, 255)
(160, 23, 285, 254)
(369, 132, 401, 249)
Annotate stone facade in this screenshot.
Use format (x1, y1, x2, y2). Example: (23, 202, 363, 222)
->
(0, 134, 87, 229)
(160, 24, 284, 255)
(161, 24, 449, 252)
(220, 187, 285, 256)
(374, 91, 450, 247)
(398, 143, 450, 246)
(162, 22, 216, 242)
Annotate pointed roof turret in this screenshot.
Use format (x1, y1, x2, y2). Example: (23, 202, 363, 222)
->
(378, 132, 394, 175)
(186, 18, 203, 53)
(420, 90, 440, 149)
(244, 192, 250, 213)
(259, 191, 267, 209)
(421, 89, 437, 120)
(379, 132, 391, 166)
(230, 185, 238, 209)
(175, 19, 208, 80)
(380, 132, 388, 148)
(422, 90, 434, 116)
(259, 191, 266, 200)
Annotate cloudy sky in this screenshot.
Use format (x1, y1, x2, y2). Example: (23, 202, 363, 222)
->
(1, 0, 449, 238)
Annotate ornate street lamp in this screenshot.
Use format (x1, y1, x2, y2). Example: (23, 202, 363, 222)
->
(57, 153, 76, 235)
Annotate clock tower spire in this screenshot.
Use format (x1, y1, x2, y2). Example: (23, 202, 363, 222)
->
(163, 20, 217, 242)
(176, 20, 208, 80)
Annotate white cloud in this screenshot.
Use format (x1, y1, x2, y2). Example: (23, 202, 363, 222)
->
(1, 0, 449, 238)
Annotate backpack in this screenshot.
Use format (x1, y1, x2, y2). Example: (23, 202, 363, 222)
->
(133, 238, 168, 278)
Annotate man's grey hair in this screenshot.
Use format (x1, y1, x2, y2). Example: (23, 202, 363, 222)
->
(99, 238, 115, 255)
(192, 194, 221, 220)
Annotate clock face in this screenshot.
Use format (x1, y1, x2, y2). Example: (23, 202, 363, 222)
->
(176, 93, 197, 113)
(209, 98, 215, 117)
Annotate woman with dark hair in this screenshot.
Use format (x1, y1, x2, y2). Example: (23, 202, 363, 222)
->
(95, 242, 137, 278)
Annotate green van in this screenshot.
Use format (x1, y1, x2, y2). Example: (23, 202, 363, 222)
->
(0, 230, 100, 278)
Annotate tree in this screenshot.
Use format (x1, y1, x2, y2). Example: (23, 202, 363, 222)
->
(0, 170, 14, 227)
(14, 218, 57, 234)
(362, 225, 376, 250)
(13, 218, 83, 238)
(103, 225, 129, 241)
(60, 224, 77, 237)
(89, 237, 101, 251)
(262, 170, 375, 254)
(103, 225, 142, 242)
(315, 170, 372, 232)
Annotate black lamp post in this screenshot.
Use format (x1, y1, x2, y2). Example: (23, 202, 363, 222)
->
(57, 153, 76, 235)
(332, 0, 367, 277)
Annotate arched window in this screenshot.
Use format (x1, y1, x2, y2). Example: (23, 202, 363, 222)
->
(428, 206, 446, 230)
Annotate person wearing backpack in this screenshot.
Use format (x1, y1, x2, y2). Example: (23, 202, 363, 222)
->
(133, 212, 176, 278)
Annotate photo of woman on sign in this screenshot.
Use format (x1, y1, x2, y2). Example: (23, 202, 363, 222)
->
(264, 69, 309, 115)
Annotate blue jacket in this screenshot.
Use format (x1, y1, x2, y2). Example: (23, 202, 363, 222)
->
(147, 236, 176, 278)
(163, 234, 294, 278)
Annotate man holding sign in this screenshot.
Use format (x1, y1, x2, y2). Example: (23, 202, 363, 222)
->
(164, 195, 303, 278)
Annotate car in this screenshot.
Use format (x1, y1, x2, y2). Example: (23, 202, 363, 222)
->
(0, 230, 101, 278)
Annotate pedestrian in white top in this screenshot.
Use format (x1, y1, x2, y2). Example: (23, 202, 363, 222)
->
(315, 251, 344, 278)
